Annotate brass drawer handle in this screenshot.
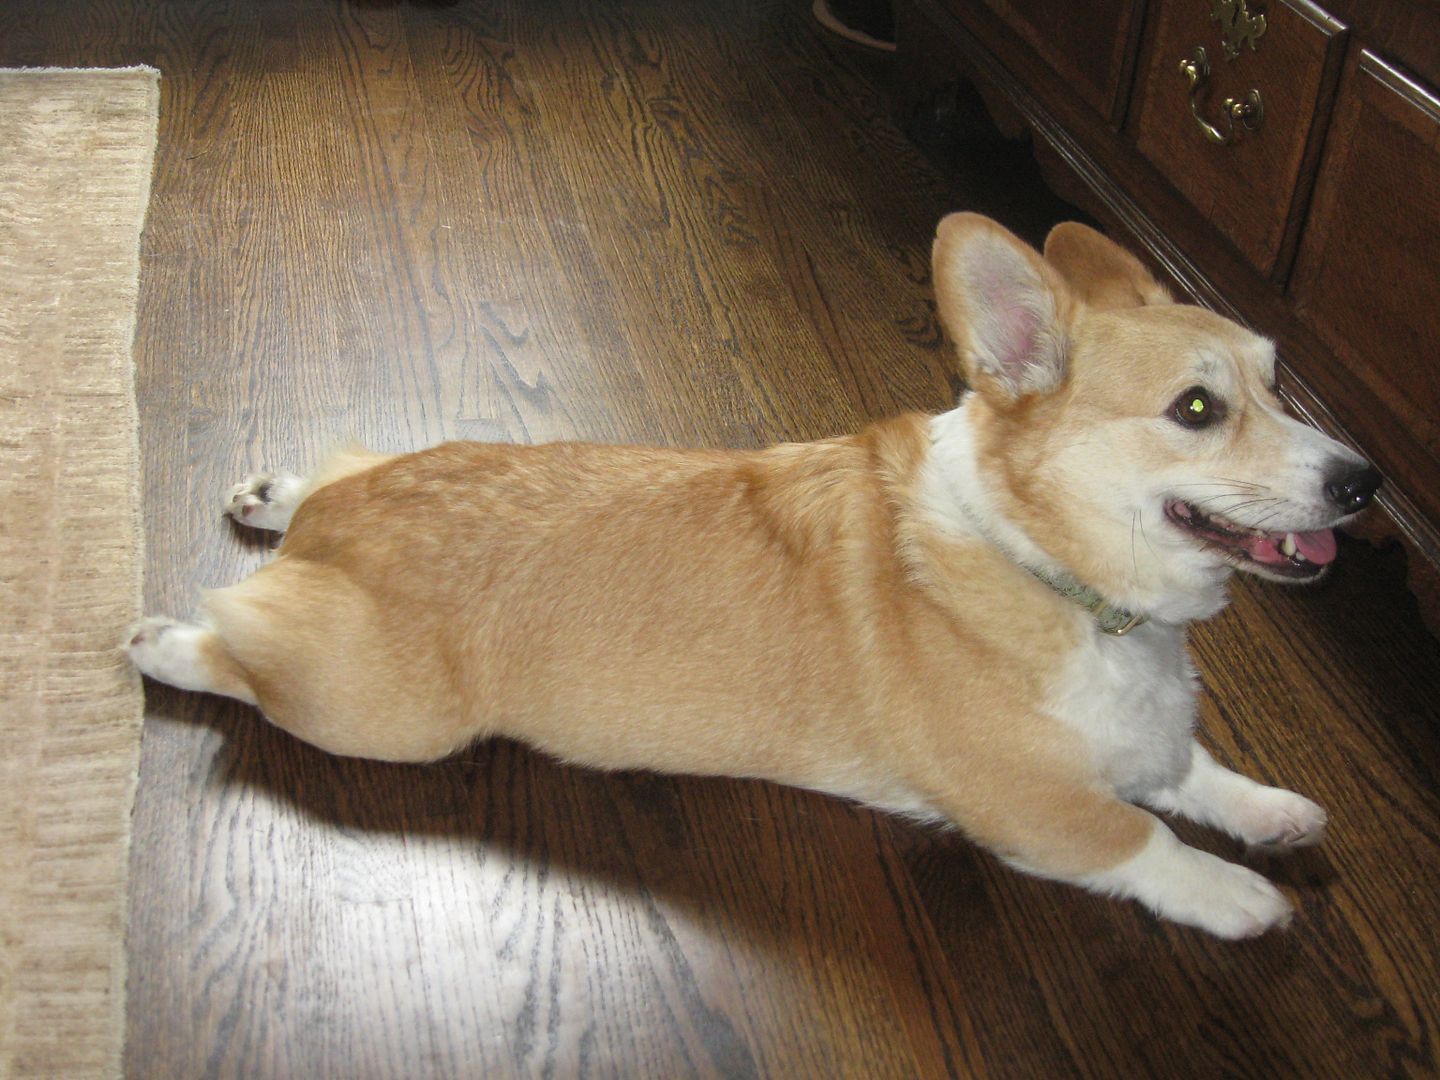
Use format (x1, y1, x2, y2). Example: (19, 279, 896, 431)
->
(1178, 45, 1264, 145)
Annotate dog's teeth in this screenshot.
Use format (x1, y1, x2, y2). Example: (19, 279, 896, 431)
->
(1281, 533, 1298, 557)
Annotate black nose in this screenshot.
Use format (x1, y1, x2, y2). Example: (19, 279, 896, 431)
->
(1325, 463, 1383, 513)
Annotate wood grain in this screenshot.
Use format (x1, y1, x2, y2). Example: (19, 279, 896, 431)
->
(3, 1, 1439, 1076)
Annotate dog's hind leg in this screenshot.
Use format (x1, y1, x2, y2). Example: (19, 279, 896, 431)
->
(124, 616, 258, 705)
(225, 472, 309, 532)
(222, 447, 395, 533)
(195, 558, 475, 762)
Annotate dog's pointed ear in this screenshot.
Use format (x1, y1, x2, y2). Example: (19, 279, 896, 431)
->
(1043, 222, 1172, 310)
(932, 213, 1072, 402)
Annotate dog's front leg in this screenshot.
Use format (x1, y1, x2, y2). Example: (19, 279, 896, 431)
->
(1140, 741, 1327, 852)
(938, 775, 1293, 937)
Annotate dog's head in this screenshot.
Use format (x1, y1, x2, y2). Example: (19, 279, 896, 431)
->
(931, 213, 1380, 619)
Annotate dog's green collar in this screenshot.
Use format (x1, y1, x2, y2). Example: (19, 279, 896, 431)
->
(1028, 566, 1147, 636)
(955, 506, 1148, 635)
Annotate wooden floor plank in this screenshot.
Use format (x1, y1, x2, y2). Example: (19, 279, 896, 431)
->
(4, 1, 1438, 1077)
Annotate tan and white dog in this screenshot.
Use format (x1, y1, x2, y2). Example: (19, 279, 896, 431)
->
(127, 214, 1381, 938)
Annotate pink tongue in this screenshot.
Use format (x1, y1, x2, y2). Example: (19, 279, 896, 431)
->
(1294, 529, 1337, 564)
(1246, 529, 1337, 566)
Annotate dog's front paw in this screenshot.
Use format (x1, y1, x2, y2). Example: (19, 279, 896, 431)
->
(1188, 857, 1294, 939)
(1095, 826, 1294, 938)
(1142, 844, 1293, 939)
(1235, 788, 1328, 853)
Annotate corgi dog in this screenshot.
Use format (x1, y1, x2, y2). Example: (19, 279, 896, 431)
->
(126, 214, 1381, 938)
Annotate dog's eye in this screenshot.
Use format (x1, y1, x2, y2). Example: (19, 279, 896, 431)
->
(1171, 386, 1222, 429)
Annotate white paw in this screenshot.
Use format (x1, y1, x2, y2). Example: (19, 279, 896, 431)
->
(123, 616, 193, 682)
(224, 471, 306, 531)
(1234, 788, 1328, 852)
(1090, 825, 1294, 939)
(1180, 855, 1294, 939)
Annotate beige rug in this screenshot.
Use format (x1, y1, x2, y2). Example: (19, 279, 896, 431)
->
(0, 66, 158, 1080)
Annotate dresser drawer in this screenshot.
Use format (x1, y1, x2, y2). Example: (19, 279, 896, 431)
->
(1131, 0, 1345, 278)
(1290, 50, 1440, 477)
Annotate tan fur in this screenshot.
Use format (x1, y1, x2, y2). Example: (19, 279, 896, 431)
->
(307, 445, 395, 492)
(1044, 221, 1173, 310)
(193, 426, 1148, 872)
(131, 214, 1367, 935)
(191, 631, 257, 706)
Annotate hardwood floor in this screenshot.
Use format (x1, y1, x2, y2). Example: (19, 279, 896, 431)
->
(4, 1, 1439, 1076)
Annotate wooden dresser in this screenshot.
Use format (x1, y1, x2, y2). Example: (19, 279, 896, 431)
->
(894, 0, 1440, 617)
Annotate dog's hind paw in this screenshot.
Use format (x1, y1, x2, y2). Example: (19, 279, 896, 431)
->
(124, 615, 179, 653)
(224, 471, 306, 532)
(123, 616, 202, 687)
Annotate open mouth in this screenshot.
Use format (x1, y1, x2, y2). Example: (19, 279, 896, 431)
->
(1164, 499, 1337, 580)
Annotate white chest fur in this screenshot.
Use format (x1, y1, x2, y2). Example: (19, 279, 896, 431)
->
(921, 407, 1203, 801)
(1044, 621, 1199, 800)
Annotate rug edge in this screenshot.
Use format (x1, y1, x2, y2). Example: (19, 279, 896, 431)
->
(0, 64, 160, 78)
(114, 68, 161, 1080)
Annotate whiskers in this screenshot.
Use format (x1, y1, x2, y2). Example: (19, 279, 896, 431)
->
(1168, 477, 1294, 528)
(1169, 477, 1266, 500)
(1130, 507, 1157, 579)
